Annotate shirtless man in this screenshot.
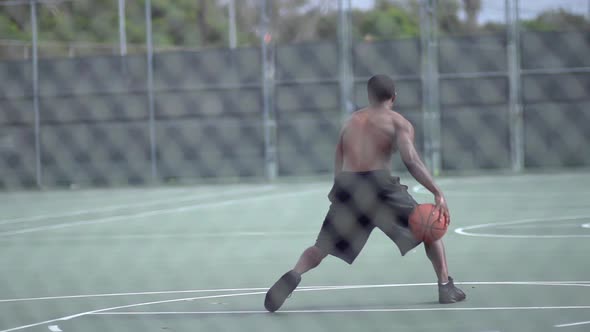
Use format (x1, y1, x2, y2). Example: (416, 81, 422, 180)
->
(264, 74, 466, 312)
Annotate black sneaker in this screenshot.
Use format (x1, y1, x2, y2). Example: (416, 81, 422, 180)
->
(264, 270, 301, 312)
(438, 276, 466, 304)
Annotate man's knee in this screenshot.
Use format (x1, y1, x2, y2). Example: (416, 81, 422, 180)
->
(424, 238, 444, 248)
(306, 245, 328, 263)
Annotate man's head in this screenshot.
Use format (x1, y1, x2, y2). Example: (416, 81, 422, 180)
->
(367, 74, 396, 108)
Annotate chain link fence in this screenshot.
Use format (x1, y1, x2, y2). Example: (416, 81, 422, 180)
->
(0, 0, 589, 189)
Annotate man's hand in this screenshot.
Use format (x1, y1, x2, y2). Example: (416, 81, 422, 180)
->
(433, 193, 450, 226)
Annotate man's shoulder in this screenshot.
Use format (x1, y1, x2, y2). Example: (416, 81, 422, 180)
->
(390, 111, 412, 126)
(351, 107, 369, 116)
(346, 108, 410, 126)
(344, 108, 367, 123)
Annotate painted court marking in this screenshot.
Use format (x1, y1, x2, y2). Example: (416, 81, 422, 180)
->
(493, 224, 581, 229)
(47, 326, 61, 332)
(455, 215, 590, 238)
(412, 185, 589, 197)
(1, 281, 589, 332)
(1, 281, 588, 304)
(0, 185, 275, 226)
(555, 320, 590, 328)
(0, 231, 318, 242)
(91, 306, 590, 315)
(0, 187, 324, 238)
(411, 173, 590, 196)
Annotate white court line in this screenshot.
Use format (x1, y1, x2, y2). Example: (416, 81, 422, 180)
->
(555, 320, 590, 328)
(0, 291, 264, 332)
(92, 306, 590, 315)
(47, 326, 61, 332)
(1, 281, 589, 304)
(1, 281, 589, 332)
(0, 287, 267, 304)
(0, 186, 275, 226)
(493, 224, 582, 229)
(455, 215, 590, 239)
(0, 187, 324, 238)
(412, 184, 589, 197)
(0, 231, 317, 242)
(411, 172, 590, 196)
(411, 175, 562, 196)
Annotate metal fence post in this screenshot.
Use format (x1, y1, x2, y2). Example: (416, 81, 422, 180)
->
(145, 0, 158, 180)
(419, 0, 430, 172)
(260, 0, 277, 180)
(419, 0, 441, 175)
(338, 0, 354, 122)
(506, 0, 524, 171)
(30, 0, 42, 188)
(429, 0, 441, 176)
(228, 0, 237, 49)
(118, 0, 127, 55)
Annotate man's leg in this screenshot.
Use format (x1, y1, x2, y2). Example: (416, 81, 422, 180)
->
(424, 239, 466, 304)
(293, 245, 328, 275)
(265, 245, 327, 312)
(424, 239, 449, 284)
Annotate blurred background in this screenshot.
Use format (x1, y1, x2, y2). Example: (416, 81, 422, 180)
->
(0, 0, 589, 189)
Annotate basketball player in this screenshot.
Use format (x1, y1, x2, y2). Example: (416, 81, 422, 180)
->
(264, 75, 466, 312)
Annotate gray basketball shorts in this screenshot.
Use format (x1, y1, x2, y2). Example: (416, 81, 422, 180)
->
(315, 170, 421, 264)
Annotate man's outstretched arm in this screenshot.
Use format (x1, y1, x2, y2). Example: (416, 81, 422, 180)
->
(396, 121, 450, 224)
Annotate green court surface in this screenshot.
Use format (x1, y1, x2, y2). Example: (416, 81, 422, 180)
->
(0, 172, 589, 332)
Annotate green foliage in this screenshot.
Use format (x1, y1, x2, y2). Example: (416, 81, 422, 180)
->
(0, 17, 28, 40)
(0, 6, 29, 40)
(437, 0, 464, 34)
(522, 9, 590, 31)
(0, 0, 588, 58)
(353, 5, 419, 40)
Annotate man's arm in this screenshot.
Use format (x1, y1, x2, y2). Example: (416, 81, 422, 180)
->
(396, 120, 450, 224)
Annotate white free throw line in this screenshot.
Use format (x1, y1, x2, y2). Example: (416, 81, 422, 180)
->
(91, 306, 590, 315)
(0, 187, 323, 238)
(454, 215, 590, 239)
(1, 280, 589, 304)
(555, 320, 590, 328)
(0, 186, 274, 226)
(1, 281, 590, 332)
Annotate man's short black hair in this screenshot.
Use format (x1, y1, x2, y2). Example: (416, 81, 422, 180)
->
(367, 74, 396, 103)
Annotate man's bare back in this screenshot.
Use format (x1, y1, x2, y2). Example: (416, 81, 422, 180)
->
(338, 107, 411, 172)
(334, 104, 449, 223)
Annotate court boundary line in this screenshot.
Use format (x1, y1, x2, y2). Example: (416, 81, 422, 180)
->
(0, 185, 275, 226)
(555, 320, 590, 328)
(90, 305, 590, 315)
(411, 173, 590, 196)
(0, 187, 325, 238)
(2, 280, 589, 304)
(454, 215, 590, 239)
(412, 185, 590, 196)
(0, 231, 318, 242)
(1, 281, 589, 332)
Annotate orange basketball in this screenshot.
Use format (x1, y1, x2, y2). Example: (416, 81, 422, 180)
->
(409, 204, 448, 244)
